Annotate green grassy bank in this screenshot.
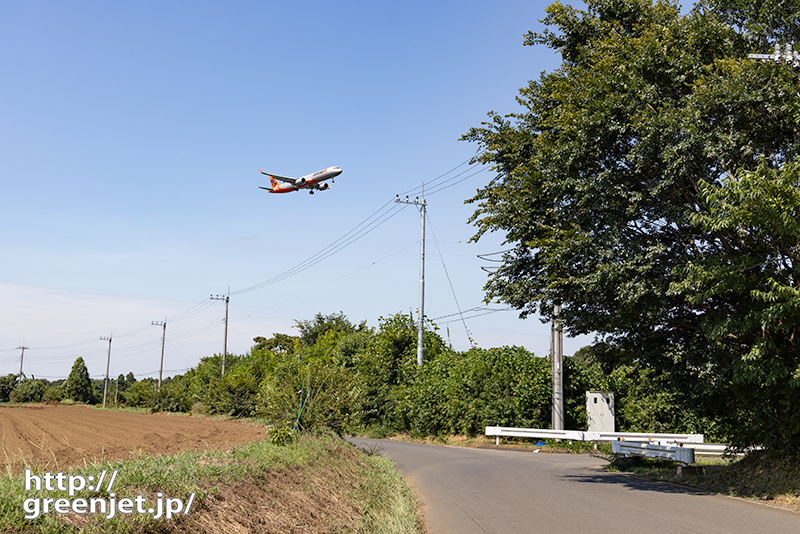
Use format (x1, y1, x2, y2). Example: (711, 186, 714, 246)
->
(1, 430, 422, 533)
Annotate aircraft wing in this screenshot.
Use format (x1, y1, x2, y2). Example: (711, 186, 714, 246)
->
(259, 168, 296, 184)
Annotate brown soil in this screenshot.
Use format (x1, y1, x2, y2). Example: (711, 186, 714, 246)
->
(0, 404, 266, 474)
(160, 449, 369, 533)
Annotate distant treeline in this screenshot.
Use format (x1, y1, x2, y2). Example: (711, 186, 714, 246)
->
(2, 312, 719, 443)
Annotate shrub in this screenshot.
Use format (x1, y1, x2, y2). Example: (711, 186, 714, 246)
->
(123, 380, 156, 407)
(9, 379, 48, 403)
(42, 385, 63, 403)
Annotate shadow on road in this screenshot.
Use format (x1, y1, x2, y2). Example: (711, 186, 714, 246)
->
(562, 470, 711, 496)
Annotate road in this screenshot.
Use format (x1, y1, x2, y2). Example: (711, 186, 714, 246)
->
(345, 437, 799, 534)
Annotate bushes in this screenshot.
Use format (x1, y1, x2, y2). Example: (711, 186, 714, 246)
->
(405, 346, 550, 436)
(123, 380, 156, 407)
(74, 310, 717, 443)
(41, 385, 63, 403)
(257, 357, 364, 432)
(0, 374, 17, 402)
(8, 379, 47, 403)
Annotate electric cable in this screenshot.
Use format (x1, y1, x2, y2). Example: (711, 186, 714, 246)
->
(425, 211, 474, 347)
(232, 201, 407, 295)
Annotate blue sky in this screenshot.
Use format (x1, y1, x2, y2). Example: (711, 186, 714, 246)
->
(0, 0, 594, 381)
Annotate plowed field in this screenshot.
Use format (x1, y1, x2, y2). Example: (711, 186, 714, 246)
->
(0, 404, 266, 473)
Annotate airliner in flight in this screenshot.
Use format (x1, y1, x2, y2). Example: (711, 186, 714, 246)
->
(259, 166, 342, 194)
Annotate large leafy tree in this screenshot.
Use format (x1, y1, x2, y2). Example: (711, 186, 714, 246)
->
(463, 0, 800, 452)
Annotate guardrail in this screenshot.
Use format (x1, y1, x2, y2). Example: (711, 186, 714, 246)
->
(484, 427, 585, 443)
(484, 426, 747, 462)
(612, 441, 695, 465)
(484, 426, 704, 446)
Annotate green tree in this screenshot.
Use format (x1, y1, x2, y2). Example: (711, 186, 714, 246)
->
(294, 312, 368, 347)
(355, 313, 448, 431)
(9, 379, 48, 403)
(253, 333, 299, 355)
(406, 346, 551, 436)
(462, 0, 800, 452)
(123, 380, 156, 407)
(0, 374, 17, 402)
(64, 357, 94, 403)
(670, 161, 800, 451)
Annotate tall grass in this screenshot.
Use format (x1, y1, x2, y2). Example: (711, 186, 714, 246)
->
(1, 430, 422, 533)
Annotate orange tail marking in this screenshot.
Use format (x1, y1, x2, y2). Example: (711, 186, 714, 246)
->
(270, 176, 279, 190)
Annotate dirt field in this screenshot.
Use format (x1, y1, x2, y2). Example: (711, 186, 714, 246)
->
(0, 404, 267, 473)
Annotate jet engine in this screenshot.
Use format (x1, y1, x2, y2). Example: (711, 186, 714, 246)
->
(316, 183, 331, 191)
(295, 177, 307, 186)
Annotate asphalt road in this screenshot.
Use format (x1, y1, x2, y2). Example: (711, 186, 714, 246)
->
(345, 437, 799, 533)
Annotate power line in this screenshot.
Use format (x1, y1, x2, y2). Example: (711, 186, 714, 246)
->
(430, 307, 512, 322)
(234, 241, 418, 320)
(231, 200, 407, 295)
(426, 211, 473, 347)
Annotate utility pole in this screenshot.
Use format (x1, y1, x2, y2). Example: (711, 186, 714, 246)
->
(16, 344, 28, 382)
(748, 42, 800, 68)
(100, 334, 112, 407)
(551, 304, 564, 431)
(395, 185, 427, 366)
(210, 290, 230, 376)
(152, 318, 167, 391)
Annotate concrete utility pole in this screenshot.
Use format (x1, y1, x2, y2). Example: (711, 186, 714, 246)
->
(100, 334, 112, 407)
(551, 304, 564, 431)
(16, 344, 28, 382)
(395, 185, 427, 366)
(152, 318, 167, 391)
(210, 291, 230, 376)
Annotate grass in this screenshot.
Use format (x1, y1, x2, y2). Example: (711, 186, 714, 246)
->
(1, 429, 423, 533)
(607, 451, 800, 511)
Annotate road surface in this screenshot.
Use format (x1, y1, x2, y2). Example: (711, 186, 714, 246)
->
(345, 437, 799, 533)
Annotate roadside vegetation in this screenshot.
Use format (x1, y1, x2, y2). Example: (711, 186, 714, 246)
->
(3, 309, 798, 514)
(607, 452, 800, 512)
(0, 429, 421, 533)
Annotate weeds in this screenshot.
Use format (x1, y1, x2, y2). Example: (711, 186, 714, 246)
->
(1, 429, 422, 533)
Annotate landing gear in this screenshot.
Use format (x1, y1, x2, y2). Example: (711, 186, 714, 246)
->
(309, 190, 314, 194)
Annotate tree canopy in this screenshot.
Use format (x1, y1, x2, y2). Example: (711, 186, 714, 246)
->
(463, 0, 800, 453)
(64, 357, 94, 403)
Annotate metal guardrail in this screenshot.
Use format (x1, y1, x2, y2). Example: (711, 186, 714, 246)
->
(585, 431, 704, 444)
(484, 426, 747, 461)
(484, 427, 585, 443)
(612, 440, 695, 465)
(485, 426, 704, 446)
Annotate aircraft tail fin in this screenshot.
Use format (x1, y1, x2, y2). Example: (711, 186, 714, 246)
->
(258, 168, 278, 191)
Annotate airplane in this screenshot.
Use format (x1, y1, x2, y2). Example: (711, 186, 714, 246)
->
(259, 166, 342, 194)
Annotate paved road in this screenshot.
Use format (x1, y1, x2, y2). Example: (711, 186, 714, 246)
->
(345, 437, 799, 533)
